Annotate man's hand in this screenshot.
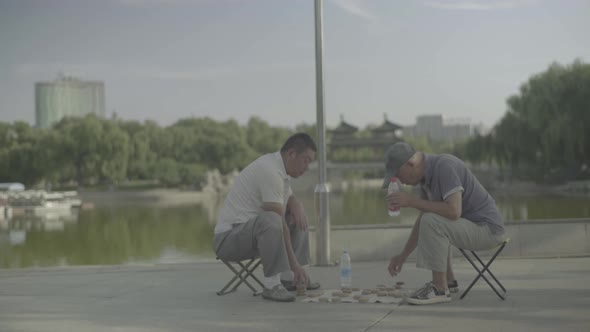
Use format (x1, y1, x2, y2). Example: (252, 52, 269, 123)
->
(387, 191, 415, 209)
(292, 264, 310, 286)
(388, 254, 406, 277)
(287, 201, 308, 231)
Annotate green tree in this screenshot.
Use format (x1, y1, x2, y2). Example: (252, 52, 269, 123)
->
(98, 120, 130, 184)
(53, 115, 129, 186)
(246, 117, 292, 155)
(172, 118, 255, 173)
(465, 59, 590, 182)
(120, 120, 158, 180)
(0, 122, 47, 186)
(153, 158, 180, 186)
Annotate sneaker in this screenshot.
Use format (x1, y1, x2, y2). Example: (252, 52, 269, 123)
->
(448, 280, 459, 294)
(262, 285, 295, 302)
(280, 280, 321, 291)
(406, 282, 451, 305)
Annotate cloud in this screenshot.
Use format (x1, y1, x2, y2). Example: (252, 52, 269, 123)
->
(138, 62, 312, 81)
(14, 62, 312, 82)
(14, 63, 109, 80)
(328, 0, 376, 20)
(137, 66, 236, 81)
(14, 62, 227, 81)
(115, 0, 189, 6)
(422, 0, 538, 11)
(114, 0, 242, 6)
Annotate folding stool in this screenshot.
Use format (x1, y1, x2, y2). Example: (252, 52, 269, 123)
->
(216, 257, 264, 296)
(458, 238, 510, 300)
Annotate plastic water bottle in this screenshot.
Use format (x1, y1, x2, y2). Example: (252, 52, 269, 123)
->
(340, 250, 352, 289)
(388, 176, 401, 217)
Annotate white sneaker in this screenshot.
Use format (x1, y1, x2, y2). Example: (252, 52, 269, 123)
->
(261, 285, 295, 302)
(406, 282, 451, 305)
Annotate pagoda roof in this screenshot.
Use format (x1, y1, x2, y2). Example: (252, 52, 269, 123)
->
(372, 113, 403, 132)
(331, 115, 358, 134)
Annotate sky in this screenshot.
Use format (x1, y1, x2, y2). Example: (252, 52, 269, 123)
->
(0, 0, 588, 130)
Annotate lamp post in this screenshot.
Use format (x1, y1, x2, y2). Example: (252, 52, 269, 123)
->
(314, 0, 331, 266)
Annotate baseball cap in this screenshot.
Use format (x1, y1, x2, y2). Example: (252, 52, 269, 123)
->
(382, 142, 416, 189)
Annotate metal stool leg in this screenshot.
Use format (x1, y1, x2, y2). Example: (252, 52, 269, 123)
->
(471, 249, 506, 293)
(459, 241, 508, 300)
(217, 257, 263, 296)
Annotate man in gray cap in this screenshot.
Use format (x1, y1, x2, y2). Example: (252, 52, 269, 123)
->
(383, 142, 505, 305)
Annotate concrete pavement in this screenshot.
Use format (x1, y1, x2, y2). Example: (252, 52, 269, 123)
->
(1, 257, 589, 332)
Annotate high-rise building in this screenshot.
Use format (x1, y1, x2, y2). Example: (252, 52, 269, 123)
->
(35, 75, 105, 129)
(414, 114, 444, 140)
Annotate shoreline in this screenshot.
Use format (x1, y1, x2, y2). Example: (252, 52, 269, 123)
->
(77, 179, 589, 206)
(329, 178, 590, 197)
(78, 188, 223, 207)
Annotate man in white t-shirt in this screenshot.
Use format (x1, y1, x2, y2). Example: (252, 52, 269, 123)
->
(213, 133, 319, 302)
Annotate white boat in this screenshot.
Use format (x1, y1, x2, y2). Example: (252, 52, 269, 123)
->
(31, 201, 72, 217)
(0, 205, 12, 220)
(4, 189, 84, 219)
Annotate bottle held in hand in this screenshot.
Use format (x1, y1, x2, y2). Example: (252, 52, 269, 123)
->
(387, 177, 400, 217)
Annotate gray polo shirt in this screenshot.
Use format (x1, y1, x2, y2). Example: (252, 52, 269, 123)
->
(420, 154, 504, 235)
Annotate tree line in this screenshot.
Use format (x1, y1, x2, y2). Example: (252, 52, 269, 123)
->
(1, 60, 588, 188)
(462, 59, 590, 183)
(0, 116, 315, 188)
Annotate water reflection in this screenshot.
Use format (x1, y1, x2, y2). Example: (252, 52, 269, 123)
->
(299, 188, 590, 226)
(494, 194, 590, 220)
(0, 205, 215, 268)
(0, 188, 588, 269)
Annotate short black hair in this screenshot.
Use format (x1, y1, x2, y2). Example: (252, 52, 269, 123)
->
(280, 133, 317, 154)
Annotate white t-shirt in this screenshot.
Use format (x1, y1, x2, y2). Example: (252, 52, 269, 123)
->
(214, 152, 292, 234)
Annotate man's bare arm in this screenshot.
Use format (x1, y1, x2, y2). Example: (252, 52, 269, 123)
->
(286, 195, 308, 231)
(401, 212, 422, 257)
(261, 202, 298, 266)
(391, 191, 462, 220)
(261, 202, 309, 285)
(411, 191, 462, 220)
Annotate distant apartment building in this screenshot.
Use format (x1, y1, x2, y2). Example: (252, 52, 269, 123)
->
(403, 114, 473, 142)
(35, 75, 105, 129)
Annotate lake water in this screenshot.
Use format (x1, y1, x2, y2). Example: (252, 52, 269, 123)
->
(1, 189, 588, 268)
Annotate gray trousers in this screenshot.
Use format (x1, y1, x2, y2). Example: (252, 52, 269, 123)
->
(416, 213, 506, 272)
(212, 211, 310, 277)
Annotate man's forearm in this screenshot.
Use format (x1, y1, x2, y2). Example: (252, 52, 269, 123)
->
(411, 198, 459, 220)
(262, 201, 300, 268)
(286, 195, 300, 212)
(401, 214, 421, 258)
(281, 219, 299, 267)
